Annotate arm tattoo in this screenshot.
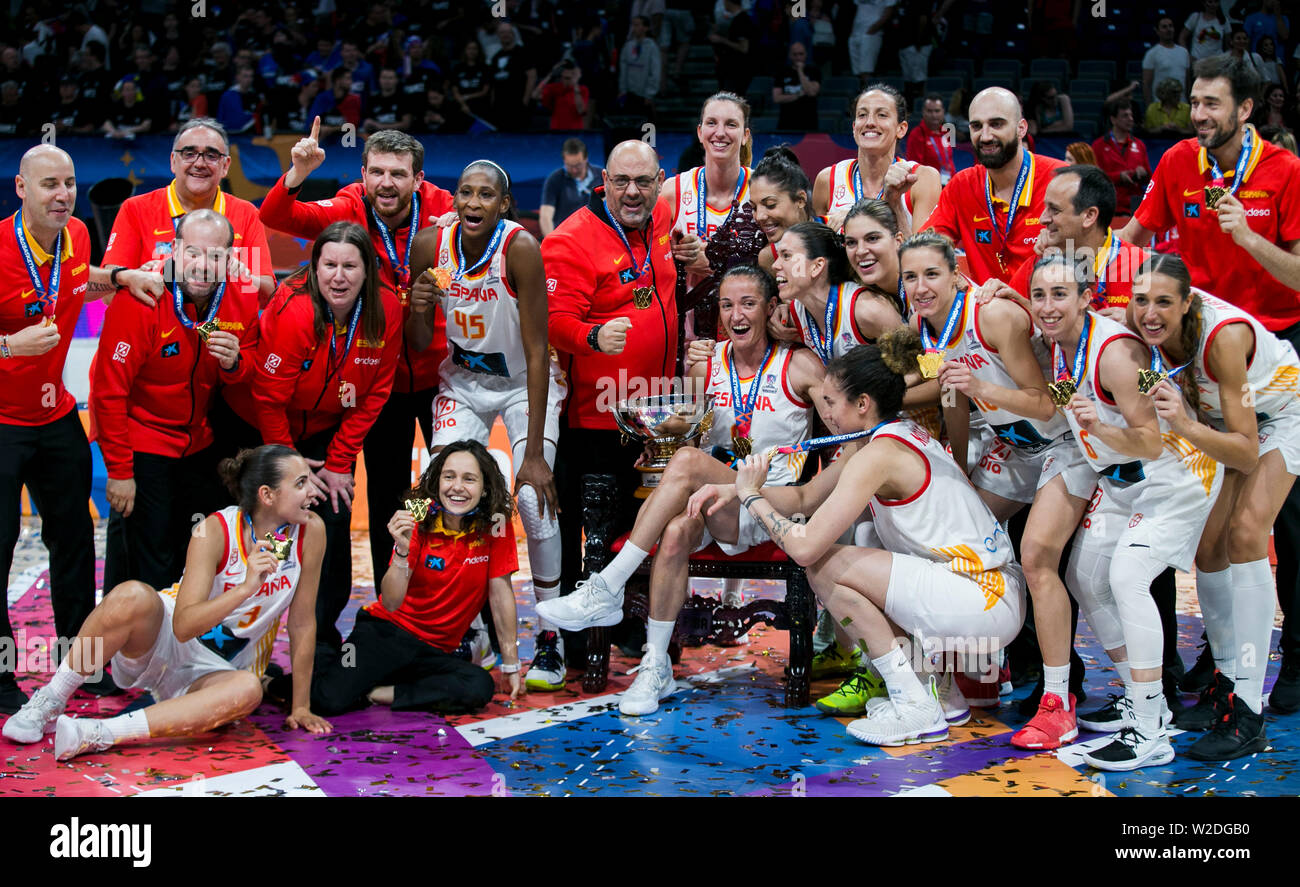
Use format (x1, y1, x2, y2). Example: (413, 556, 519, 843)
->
(744, 497, 799, 550)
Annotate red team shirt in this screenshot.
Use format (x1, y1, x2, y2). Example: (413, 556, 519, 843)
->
(1135, 130, 1300, 331)
(905, 123, 956, 181)
(89, 280, 258, 479)
(224, 282, 402, 473)
(926, 152, 1066, 284)
(259, 177, 455, 394)
(0, 215, 90, 426)
(365, 515, 518, 652)
(1091, 133, 1151, 214)
(102, 184, 271, 305)
(1008, 231, 1151, 310)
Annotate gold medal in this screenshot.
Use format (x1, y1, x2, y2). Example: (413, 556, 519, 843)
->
(633, 286, 654, 309)
(697, 409, 713, 439)
(405, 497, 432, 522)
(917, 351, 944, 379)
(338, 381, 349, 403)
(1048, 379, 1077, 406)
(432, 267, 452, 289)
(265, 532, 292, 561)
(732, 429, 752, 459)
(196, 320, 220, 342)
(1204, 185, 1227, 210)
(396, 286, 410, 306)
(1137, 368, 1167, 395)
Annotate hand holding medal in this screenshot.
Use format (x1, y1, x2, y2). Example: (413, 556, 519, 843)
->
(404, 497, 433, 522)
(265, 531, 292, 561)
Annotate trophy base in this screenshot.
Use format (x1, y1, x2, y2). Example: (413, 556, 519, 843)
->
(633, 464, 668, 499)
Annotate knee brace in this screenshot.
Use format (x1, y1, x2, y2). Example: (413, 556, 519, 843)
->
(1064, 541, 1127, 653)
(1108, 545, 1168, 671)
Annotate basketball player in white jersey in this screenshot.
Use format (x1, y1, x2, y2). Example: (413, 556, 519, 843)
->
(1132, 254, 1299, 760)
(1028, 256, 1222, 770)
(813, 84, 940, 236)
(406, 160, 567, 692)
(4, 445, 332, 760)
(690, 328, 1026, 747)
(752, 145, 812, 277)
(536, 267, 823, 690)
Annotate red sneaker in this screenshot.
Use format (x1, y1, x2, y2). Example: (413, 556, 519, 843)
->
(1010, 692, 1078, 749)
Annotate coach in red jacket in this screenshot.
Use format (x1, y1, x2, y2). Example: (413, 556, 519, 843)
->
(259, 122, 454, 587)
(91, 209, 259, 593)
(542, 140, 678, 634)
(225, 221, 402, 647)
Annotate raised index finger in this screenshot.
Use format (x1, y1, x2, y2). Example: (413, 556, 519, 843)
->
(309, 115, 320, 142)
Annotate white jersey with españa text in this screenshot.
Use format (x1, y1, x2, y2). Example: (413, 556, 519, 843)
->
(429, 219, 528, 380)
(867, 419, 1016, 610)
(671, 165, 754, 242)
(703, 341, 814, 484)
(823, 158, 915, 231)
(788, 282, 873, 362)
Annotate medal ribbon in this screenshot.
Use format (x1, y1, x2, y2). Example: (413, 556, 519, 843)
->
(240, 510, 290, 560)
(804, 283, 841, 364)
(929, 133, 954, 176)
(695, 165, 747, 239)
(171, 269, 225, 332)
(453, 216, 504, 281)
(919, 289, 966, 354)
(984, 152, 1031, 258)
(1149, 347, 1191, 380)
(1052, 313, 1095, 385)
(326, 295, 364, 379)
(728, 342, 776, 440)
(14, 212, 62, 316)
(1207, 124, 1253, 197)
(369, 190, 420, 290)
(773, 418, 895, 455)
(601, 200, 651, 281)
(1091, 230, 1122, 309)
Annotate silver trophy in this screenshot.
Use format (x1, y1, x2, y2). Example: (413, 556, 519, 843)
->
(613, 393, 715, 498)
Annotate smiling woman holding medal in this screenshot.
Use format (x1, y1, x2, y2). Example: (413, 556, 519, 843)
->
(1129, 254, 1300, 758)
(3, 445, 333, 761)
(406, 160, 567, 693)
(688, 329, 1025, 748)
(224, 222, 402, 649)
(1021, 255, 1221, 771)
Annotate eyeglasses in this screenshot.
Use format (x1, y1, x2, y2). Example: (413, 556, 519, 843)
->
(174, 147, 227, 164)
(608, 175, 657, 193)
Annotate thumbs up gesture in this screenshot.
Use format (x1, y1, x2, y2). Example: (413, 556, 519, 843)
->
(286, 116, 326, 189)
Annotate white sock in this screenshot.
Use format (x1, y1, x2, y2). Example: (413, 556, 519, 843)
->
(48, 661, 86, 706)
(1230, 558, 1277, 714)
(599, 542, 649, 595)
(646, 618, 675, 661)
(1113, 660, 1132, 687)
(1196, 566, 1236, 680)
(1128, 679, 1164, 734)
(100, 710, 150, 745)
(534, 583, 560, 633)
(873, 646, 927, 704)
(1044, 664, 1071, 710)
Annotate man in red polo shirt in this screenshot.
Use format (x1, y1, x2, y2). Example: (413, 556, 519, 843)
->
(905, 93, 956, 186)
(101, 118, 274, 306)
(925, 87, 1065, 284)
(258, 122, 455, 587)
(1092, 99, 1151, 220)
(540, 140, 678, 643)
(91, 209, 259, 595)
(0, 146, 162, 711)
(1120, 54, 1300, 718)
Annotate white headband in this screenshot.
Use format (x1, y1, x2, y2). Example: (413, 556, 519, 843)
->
(468, 158, 510, 190)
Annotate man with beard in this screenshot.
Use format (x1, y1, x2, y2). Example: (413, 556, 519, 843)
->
(540, 141, 678, 661)
(258, 123, 455, 589)
(91, 210, 259, 594)
(102, 119, 275, 307)
(924, 87, 1065, 284)
(1120, 55, 1300, 716)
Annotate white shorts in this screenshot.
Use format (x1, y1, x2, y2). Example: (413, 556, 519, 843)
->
(848, 31, 885, 74)
(110, 593, 240, 702)
(431, 359, 566, 454)
(1036, 437, 1100, 501)
(1075, 454, 1222, 572)
(697, 502, 770, 557)
(884, 553, 1026, 651)
(1242, 406, 1300, 475)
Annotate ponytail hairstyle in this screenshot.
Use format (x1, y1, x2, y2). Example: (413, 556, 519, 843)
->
(285, 221, 385, 344)
(719, 263, 778, 305)
(843, 199, 904, 314)
(218, 445, 302, 513)
(824, 327, 923, 418)
(783, 221, 855, 287)
(461, 158, 519, 222)
(407, 439, 513, 536)
(1136, 253, 1202, 418)
(699, 91, 753, 167)
(753, 144, 811, 219)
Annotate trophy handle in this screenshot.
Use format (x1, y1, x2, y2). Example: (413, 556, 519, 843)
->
(612, 408, 644, 442)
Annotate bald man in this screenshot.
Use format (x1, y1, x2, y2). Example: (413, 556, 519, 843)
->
(541, 140, 679, 658)
(923, 88, 1067, 284)
(0, 147, 163, 711)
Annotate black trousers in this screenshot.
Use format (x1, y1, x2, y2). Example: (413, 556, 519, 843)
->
(311, 610, 494, 714)
(554, 424, 644, 594)
(103, 446, 229, 594)
(361, 387, 434, 589)
(1271, 321, 1300, 660)
(0, 411, 96, 674)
